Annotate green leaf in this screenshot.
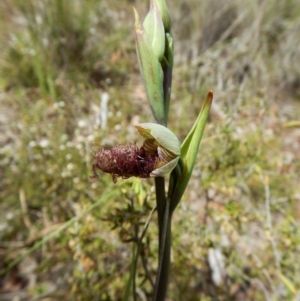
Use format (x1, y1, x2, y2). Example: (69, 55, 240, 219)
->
(169, 91, 213, 211)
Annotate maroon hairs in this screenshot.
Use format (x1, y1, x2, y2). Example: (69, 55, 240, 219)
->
(92, 143, 158, 183)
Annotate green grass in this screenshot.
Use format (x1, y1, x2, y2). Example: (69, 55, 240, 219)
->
(0, 0, 300, 300)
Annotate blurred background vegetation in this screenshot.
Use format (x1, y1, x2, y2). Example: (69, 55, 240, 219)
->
(0, 0, 300, 300)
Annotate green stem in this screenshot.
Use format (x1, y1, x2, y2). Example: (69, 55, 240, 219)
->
(152, 196, 172, 301)
(155, 177, 166, 236)
(163, 63, 172, 125)
(153, 23, 174, 301)
(123, 243, 137, 301)
(168, 157, 184, 214)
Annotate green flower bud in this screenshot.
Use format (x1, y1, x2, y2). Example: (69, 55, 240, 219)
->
(152, 0, 171, 32)
(133, 8, 165, 125)
(135, 123, 180, 177)
(143, 3, 165, 61)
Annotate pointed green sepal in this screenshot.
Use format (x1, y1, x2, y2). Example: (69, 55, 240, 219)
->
(151, 156, 180, 177)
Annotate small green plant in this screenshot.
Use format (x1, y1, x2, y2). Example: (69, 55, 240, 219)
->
(92, 1, 213, 299)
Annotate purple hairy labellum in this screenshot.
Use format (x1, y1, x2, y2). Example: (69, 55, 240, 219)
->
(92, 143, 159, 183)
